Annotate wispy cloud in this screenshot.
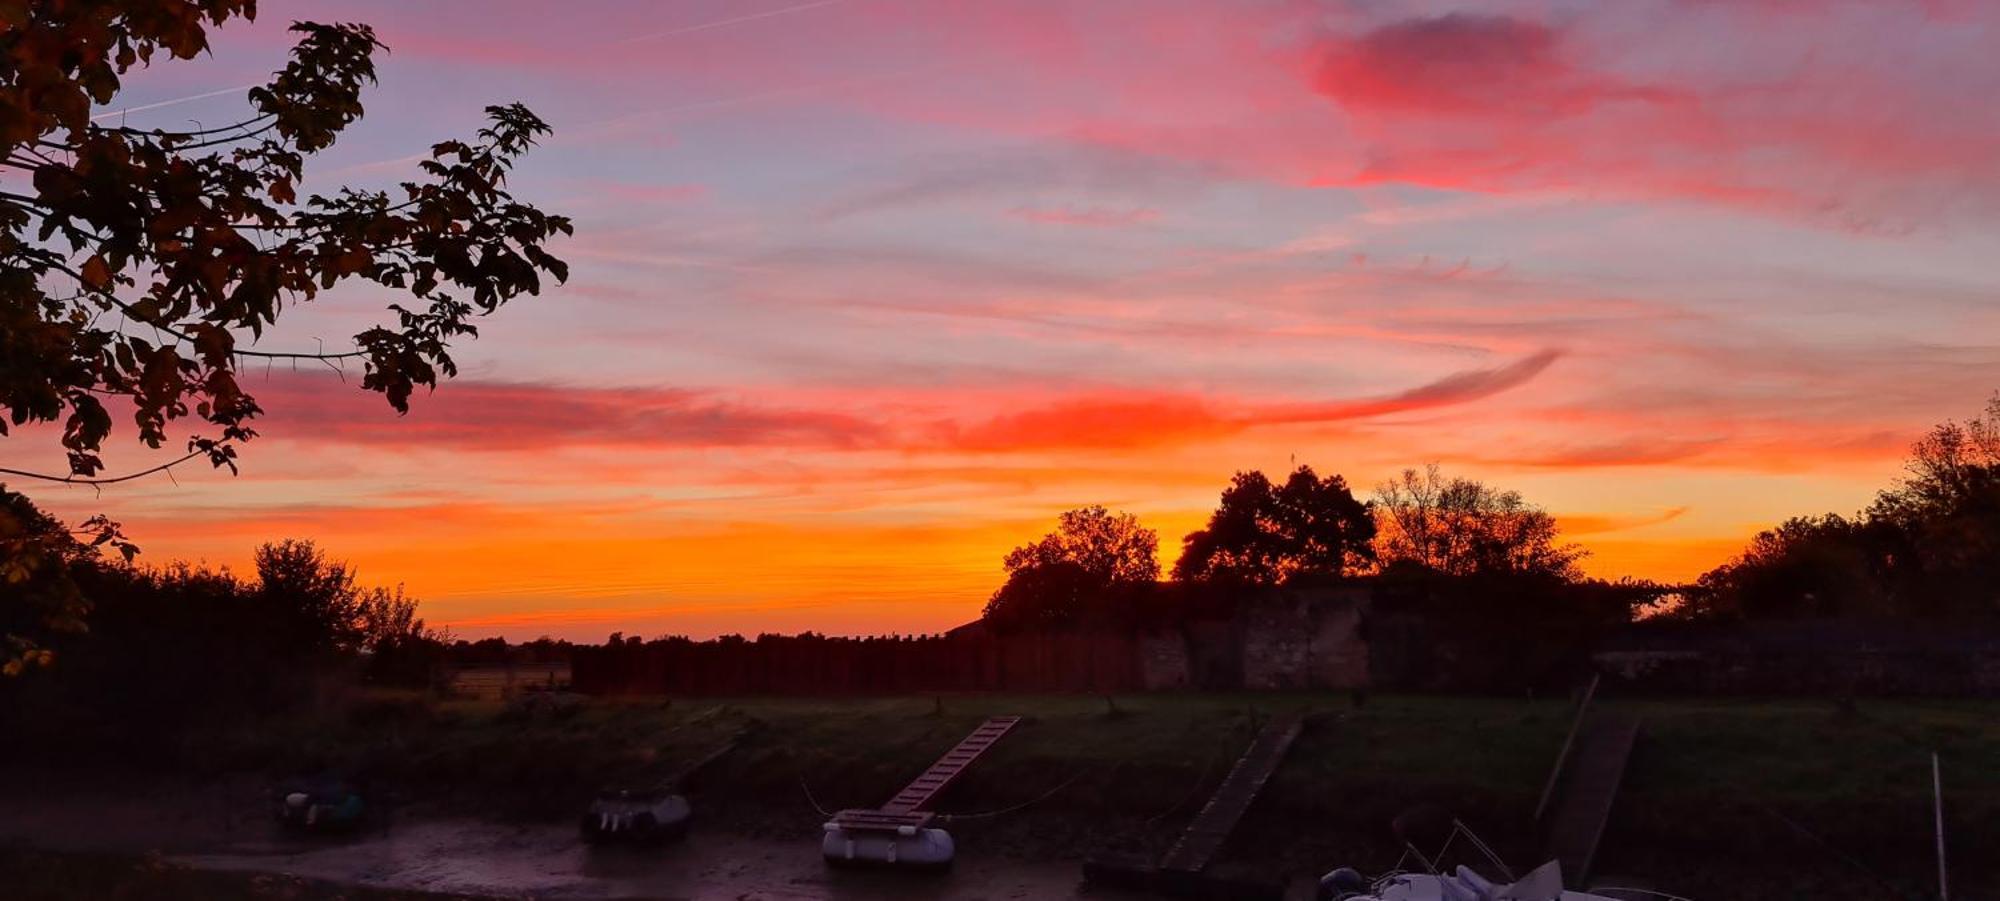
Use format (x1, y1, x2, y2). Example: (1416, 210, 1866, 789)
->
(90, 84, 258, 123)
(619, 0, 845, 44)
(1007, 205, 1161, 228)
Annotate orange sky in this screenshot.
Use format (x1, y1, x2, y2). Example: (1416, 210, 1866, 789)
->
(7, 0, 1997, 640)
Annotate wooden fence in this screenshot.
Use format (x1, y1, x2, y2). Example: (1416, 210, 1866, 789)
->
(571, 631, 1148, 696)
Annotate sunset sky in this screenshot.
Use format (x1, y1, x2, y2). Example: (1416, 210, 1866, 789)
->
(9, 0, 2000, 640)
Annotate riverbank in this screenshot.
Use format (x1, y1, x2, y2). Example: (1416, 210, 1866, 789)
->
(6, 693, 1996, 898)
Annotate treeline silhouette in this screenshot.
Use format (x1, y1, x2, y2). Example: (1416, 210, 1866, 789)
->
(1677, 394, 2000, 623)
(0, 495, 448, 755)
(971, 463, 1654, 691)
(983, 394, 2000, 636)
(8, 393, 2000, 725)
(981, 462, 1624, 634)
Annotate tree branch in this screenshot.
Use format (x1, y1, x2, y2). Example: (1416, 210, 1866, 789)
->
(0, 448, 210, 487)
(107, 113, 275, 139)
(46, 261, 369, 361)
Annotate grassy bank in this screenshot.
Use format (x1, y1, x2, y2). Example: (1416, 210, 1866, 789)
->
(21, 692, 2000, 899)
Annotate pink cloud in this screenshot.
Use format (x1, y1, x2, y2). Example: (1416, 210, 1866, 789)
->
(1006, 205, 1161, 228)
(252, 378, 883, 451)
(1304, 7, 2000, 226)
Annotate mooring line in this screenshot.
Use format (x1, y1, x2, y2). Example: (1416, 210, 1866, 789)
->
(799, 773, 835, 819)
(1750, 801, 1909, 898)
(1145, 747, 1223, 826)
(938, 770, 1088, 821)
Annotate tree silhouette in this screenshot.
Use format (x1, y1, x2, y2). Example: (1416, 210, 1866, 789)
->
(0, 486, 132, 675)
(984, 506, 1158, 628)
(1, 3, 571, 486)
(1003, 505, 1159, 584)
(1373, 464, 1584, 581)
(1173, 465, 1375, 585)
(1688, 514, 1887, 620)
(1867, 394, 2000, 606)
(254, 538, 366, 655)
(1691, 393, 2000, 621)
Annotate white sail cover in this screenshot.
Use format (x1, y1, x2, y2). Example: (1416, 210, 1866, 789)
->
(1356, 860, 1623, 901)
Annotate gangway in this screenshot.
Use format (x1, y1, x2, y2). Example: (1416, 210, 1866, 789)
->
(822, 715, 1020, 869)
(1084, 712, 1305, 898)
(1538, 679, 1641, 889)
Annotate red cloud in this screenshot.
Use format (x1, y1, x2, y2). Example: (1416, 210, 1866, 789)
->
(1314, 14, 1681, 118)
(240, 350, 1563, 456)
(942, 394, 1230, 451)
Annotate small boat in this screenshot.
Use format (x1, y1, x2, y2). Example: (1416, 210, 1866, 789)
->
(1322, 860, 1680, 900)
(1319, 817, 1688, 901)
(276, 776, 366, 833)
(580, 787, 692, 844)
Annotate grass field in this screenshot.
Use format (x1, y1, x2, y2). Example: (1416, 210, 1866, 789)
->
(27, 692, 2000, 899)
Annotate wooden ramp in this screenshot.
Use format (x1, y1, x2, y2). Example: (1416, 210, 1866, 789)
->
(834, 716, 1020, 831)
(884, 715, 1020, 813)
(1158, 713, 1304, 874)
(1541, 713, 1641, 888)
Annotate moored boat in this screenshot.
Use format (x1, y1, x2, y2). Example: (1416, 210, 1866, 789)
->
(580, 787, 692, 844)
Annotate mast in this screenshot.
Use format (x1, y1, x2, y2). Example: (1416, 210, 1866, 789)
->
(1933, 752, 1949, 901)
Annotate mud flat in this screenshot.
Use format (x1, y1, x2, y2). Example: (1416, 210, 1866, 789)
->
(0, 775, 1112, 899)
(6, 694, 1997, 898)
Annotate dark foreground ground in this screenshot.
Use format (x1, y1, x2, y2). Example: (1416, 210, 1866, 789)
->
(2, 693, 1994, 899)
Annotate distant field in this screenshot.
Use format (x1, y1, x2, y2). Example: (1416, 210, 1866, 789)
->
(445, 663, 570, 699)
(121, 693, 2000, 899)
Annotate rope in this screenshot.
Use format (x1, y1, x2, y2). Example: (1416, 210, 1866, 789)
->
(1145, 749, 1222, 825)
(1450, 819, 1515, 882)
(1751, 801, 1912, 899)
(1429, 827, 1456, 874)
(1588, 888, 1696, 901)
(937, 770, 1088, 822)
(798, 773, 835, 819)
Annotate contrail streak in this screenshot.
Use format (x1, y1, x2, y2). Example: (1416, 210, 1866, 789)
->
(620, 0, 843, 43)
(90, 84, 257, 122)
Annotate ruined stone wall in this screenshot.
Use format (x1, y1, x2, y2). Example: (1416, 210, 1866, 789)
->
(1238, 587, 1371, 689)
(1138, 632, 1191, 690)
(1241, 595, 1311, 689)
(1595, 620, 2000, 697)
(1307, 594, 1370, 688)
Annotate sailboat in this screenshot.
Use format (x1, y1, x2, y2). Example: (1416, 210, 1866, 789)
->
(1321, 859, 1685, 900)
(1317, 819, 1689, 901)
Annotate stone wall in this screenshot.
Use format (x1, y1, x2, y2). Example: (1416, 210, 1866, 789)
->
(1239, 587, 1371, 690)
(1138, 632, 1191, 689)
(573, 585, 1380, 696)
(1595, 620, 2000, 697)
(1308, 594, 1370, 688)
